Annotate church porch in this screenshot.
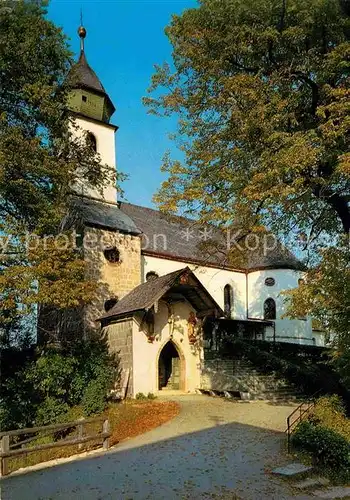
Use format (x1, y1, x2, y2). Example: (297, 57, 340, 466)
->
(99, 267, 224, 398)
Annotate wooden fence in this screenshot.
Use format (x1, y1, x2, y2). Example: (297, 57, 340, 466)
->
(0, 417, 110, 477)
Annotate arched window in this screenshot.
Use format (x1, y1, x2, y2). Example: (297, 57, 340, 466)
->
(86, 132, 97, 152)
(224, 284, 233, 318)
(264, 298, 276, 320)
(146, 271, 159, 281)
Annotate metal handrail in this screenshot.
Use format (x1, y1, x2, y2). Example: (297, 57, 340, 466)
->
(286, 389, 322, 453)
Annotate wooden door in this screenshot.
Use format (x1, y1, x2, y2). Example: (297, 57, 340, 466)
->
(171, 357, 180, 390)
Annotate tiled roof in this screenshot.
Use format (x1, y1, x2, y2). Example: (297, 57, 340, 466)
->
(119, 202, 305, 271)
(68, 51, 115, 116)
(69, 51, 106, 94)
(70, 197, 141, 235)
(98, 267, 223, 321)
(119, 202, 227, 267)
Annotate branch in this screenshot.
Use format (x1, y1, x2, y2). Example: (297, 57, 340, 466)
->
(225, 57, 259, 75)
(291, 71, 319, 115)
(313, 186, 350, 234)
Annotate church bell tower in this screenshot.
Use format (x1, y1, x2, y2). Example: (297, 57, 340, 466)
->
(68, 25, 118, 203)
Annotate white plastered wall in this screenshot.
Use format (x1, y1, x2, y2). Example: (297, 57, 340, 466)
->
(131, 299, 202, 396)
(70, 116, 117, 203)
(247, 269, 316, 345)
(143, 256, 324, 347)
(142, 255, 247, 320)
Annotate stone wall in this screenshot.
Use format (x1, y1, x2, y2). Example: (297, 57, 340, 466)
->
(104, 319, 134, 397)
(200, 359, 300, 401)
(84, 228, 141, 332)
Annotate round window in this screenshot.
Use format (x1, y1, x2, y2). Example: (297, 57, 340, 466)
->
(104, 247, 120, 263)
(265, 277, 275, 287)
(146, 271, 159, 281)
(104, 298, 118, 312)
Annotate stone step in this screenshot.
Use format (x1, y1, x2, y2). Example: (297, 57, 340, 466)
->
(313, 486, 350, 498)
(249, 394, 304, 402)
(272, 463, 313, 477)
(294, 477, 330, 490)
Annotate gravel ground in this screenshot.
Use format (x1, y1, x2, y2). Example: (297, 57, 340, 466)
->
(1, 394, 314, 500)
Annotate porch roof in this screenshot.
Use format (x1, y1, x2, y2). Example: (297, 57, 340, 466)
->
(97, 267, 224, 323)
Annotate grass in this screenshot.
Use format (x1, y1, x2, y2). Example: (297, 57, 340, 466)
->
(7, 399, 180, 474)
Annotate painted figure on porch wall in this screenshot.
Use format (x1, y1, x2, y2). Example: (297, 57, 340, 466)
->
(187, 312, 197, 344)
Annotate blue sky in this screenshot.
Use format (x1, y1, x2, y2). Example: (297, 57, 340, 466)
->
(48, 0, 197, 208)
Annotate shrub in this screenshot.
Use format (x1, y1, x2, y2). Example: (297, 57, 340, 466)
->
(1, 339, 120, 430)
(0, 366, 39, 430)
(147, 393, 156, 399)
(309, 395, 350, 442)
(82, 378, 108, 416)
(292, 421, 350, 472)
(35, 397, 70, 426)
(135, 393, 147, 400)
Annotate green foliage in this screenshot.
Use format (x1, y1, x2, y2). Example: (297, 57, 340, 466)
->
(145, 0, 350, 350)
(147, 393, 157, 400)
(0, 1, 122, 342)
(286, 241, 350, 348)
(135, 393, 147, 400)
(292, 396, 350, 480)
(82, 379, 108, 417)
(35, 397, 70, 427)
(147, 0, 350, 237)
(26, 351, 78, 402)
(292, 421, 350, 475)
(0, 340, 119, 430)
(0, 352, 39, 431)
(309, 395, 350, 442)
(333, 350, 350, 391)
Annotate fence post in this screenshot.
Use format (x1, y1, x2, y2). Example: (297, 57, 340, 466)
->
(0, 435, 10, 476)
(102, 419, 110, 451)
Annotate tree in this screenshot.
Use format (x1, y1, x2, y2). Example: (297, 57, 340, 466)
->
(145, 0, 350, 343)
(286, 239, 350, 349)
(0, 1, 114, 342)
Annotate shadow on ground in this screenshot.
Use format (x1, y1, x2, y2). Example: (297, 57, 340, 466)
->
(2, 417, 312, 500)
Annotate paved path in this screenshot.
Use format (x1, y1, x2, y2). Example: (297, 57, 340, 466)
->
(1, 395, 313, 500)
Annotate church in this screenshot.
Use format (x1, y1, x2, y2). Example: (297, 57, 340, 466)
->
(66, 26, 325, 397)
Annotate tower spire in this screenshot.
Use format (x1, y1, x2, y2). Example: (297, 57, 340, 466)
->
(77, 11, 86, 53)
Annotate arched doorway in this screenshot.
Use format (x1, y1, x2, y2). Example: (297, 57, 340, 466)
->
(158, 341, 184, 390)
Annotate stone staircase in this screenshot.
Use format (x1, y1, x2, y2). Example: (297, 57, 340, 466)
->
(200, 358, 305, 402)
